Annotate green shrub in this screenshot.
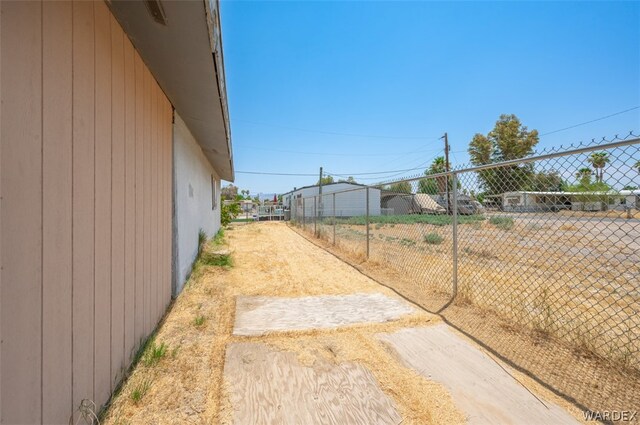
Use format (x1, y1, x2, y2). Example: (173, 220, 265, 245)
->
(489, 216, 514, 230)
(423, 233, 444, 245)
(221, 202, 241, 227)
(333, 214, 485, 226)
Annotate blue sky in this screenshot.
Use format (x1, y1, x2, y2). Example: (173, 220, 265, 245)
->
(220, 1, 640, 195)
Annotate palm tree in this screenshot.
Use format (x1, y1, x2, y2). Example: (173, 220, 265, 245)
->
(575, 167, 592, 186)
(635, 160, 640, 175)
(428, 156, 449, 194)
(588, 152, 610, 183)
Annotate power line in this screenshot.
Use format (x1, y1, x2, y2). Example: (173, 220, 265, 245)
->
(235, 144, 443, 157)
(236, 171, 319, 176)
(237, 157, 439, 179)
(235, 119, 439, 140)
(540, 106, 639, 136)
(449, 106, 640, 153)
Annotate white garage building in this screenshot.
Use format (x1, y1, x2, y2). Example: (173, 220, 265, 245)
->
(283, 182, 381, 219)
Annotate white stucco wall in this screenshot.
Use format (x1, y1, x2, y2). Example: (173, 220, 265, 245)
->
(173, 113, 221, 295)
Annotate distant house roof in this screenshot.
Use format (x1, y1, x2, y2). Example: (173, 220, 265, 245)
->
(281, 182, 369, 196)
(109, 0, 234, 180)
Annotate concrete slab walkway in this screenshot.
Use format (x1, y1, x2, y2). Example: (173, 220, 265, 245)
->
(233, 293, 416, 336)
(379, 325, 580, 425)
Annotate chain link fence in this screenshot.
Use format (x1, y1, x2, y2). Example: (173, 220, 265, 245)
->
(290, 134, 640, 398)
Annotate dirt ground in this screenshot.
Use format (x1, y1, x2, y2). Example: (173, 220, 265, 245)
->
(102, 221, 601, 424)
(103, 222, 472, 424)
(296, 221, 640, 423)
(310, 212, 640, 369)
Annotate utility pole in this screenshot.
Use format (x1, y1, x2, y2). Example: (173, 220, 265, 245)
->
(442, 132, 451, 214)
(318, 166, 323, 220)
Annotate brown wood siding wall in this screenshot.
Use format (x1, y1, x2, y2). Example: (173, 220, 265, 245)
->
(0, 2, 173, 423)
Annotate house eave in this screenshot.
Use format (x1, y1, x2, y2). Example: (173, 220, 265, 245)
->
(108, 0, 234, 181)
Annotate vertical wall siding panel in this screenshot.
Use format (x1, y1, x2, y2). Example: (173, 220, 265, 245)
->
(150, 84, 157, 327)
(153, 85, 159, 322)
(123, 38, 136, 364)
(0, 2, 176, 420)
(143, 68, 151, 336)
(110, 15, 125, 391)
(42, 2, 73, 423)
(166, 101, 172, 308)
(0, 2, 42, 422)
(71, 0, 95, 415)
(134, 54, 145, 346)
(0, 5, 3, 418)
(155, 86, 162, 321)
(93, 1, 112, 410)
(161, 100, 166, 308)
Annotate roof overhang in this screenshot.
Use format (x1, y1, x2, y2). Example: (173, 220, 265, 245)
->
(108, 0, 234, 181)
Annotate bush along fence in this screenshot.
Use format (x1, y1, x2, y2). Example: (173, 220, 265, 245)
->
(290, 133, 640, 371)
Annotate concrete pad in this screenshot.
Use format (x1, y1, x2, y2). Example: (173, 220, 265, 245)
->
(233, 293, 415, 336)
(379, 325, 579, 425)
(224, 342, 402, 425)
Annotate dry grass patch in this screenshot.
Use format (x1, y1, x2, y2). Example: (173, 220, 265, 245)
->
(104, 222, 465, 425)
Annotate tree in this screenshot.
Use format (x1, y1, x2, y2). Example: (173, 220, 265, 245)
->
(417, 156, 449, 194)
(468, 114, 539, 194)
(568, 167, 611, 193)
(527, 170, 566, 192)
(588, 152, 610, 183)
(316, 175, 334, 185)
(635, 160, 640, 174)
(388, 181, 412, 193)
(575, 167, 592, 186)
(418, 178, 438, 194)
(338, 176, 357, 184)
(221, 184, 238, 200)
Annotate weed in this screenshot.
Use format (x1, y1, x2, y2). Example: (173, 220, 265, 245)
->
(423, 233, 444, 245)
(198, 229, 207, 256)
(489, 216, 514, 230)
(532, 286, 553, 333)
(399, 238, 416, 246)
(213, 228, 225, 245)
(143, 342, 168, 367)
(463, 246, 495, 259)
(200, 252, 233, 268)
(130, 379, 151, 404)
(194, 315, 206, 327)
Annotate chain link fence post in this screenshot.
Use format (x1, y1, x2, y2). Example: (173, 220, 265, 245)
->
(302, 197, 306, 229)
(451, 172, 458, 299)
(333, 192, 336, 245)
(366, 187, 370, 259)
(314, 195, 317, 236)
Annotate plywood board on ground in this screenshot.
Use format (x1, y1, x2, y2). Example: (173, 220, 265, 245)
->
(378, 325, 579, 425)
(224, 342, 402, 425)
(233, 293, 415, 336)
